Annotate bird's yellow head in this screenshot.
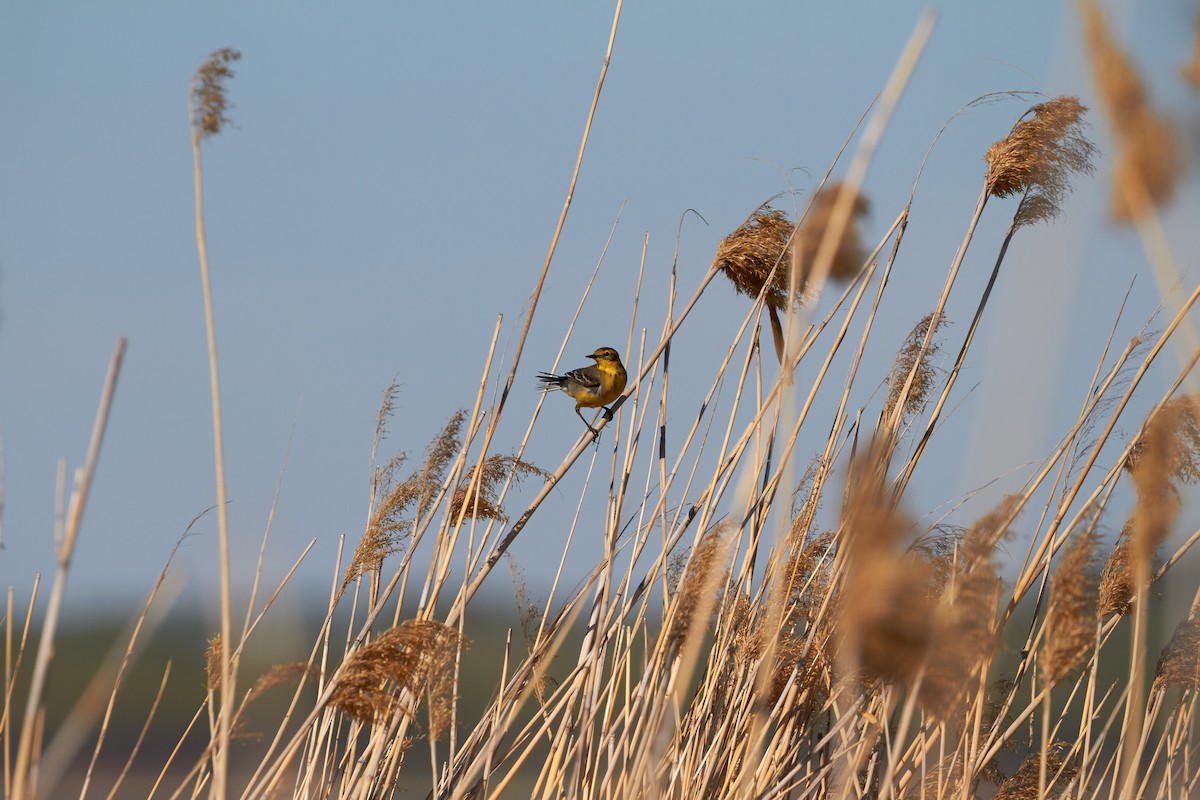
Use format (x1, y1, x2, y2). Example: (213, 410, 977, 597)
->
(589, 346, 622, 363)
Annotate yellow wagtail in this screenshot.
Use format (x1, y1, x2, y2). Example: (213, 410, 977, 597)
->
(538, 346, 628, 435)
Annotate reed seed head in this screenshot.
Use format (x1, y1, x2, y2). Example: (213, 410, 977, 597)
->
(1098, 533, 1134, 618)
(985, 96, 1096, 227)
(1153, 615, 1200, 692)
(714, 206, 796, 310)
(1043, 531, 1099, 685)
(795, 182, 870, 282)
(330, 620, 462, 724)
(345, 410, 467, 588)
(994, 743, 1076, 799)
(668, 527, 732, 648)
(190, 48, 241, 140)
(885, 313, 947, 425)
(919, 500, 1011, 720)
(715, 186, 869, 313)
(1080, 2, 1180, 221)
(205, 634, 224, 692)
(449, 454, 548, 521)
(840, 445, 934, 685)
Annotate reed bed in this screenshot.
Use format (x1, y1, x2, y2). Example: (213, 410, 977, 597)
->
(4, 6, 1200, 799)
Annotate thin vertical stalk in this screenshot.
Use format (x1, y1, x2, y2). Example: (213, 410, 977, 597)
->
(191, 121, 233, 800)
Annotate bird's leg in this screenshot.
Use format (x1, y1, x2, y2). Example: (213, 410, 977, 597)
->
(575, 406, 600, 436)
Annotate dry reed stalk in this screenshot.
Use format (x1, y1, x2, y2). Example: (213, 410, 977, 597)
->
(188, 48, 241, 800)
(488, 0, 624, 446)
(9, 339, 125, 800)
(1079, 1, 1180, 221)
(894, 96, 1095, 494)
(1009, 282, 1200, 612)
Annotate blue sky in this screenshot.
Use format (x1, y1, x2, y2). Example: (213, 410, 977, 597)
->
(2, 2, 1198, 623)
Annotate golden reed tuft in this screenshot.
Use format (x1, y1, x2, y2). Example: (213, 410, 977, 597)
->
(667, 526, 732, 648)
(1098, 532, 1134, 617)
(984, 96, 1095, 227)
(190, 48, 241, 140)
(205, 634, 224, 691)
(1153, 614, 1200, 692)
(884, 313, 946, 426)
(448, 453, 548, 521)
(1101, 395, 1200, 615)
(1042, 531, 1099, 685)
(246, 663, 313, 705)
(330, 620, 461, 723)
(1080, 2, 1179, 221)
(993, 743, 1076, 800)
(839, 443, 935, 685)
(714, 206, 796, 311)
(714, 185, 870, 307)
(345, 410, 467, 588)
(795, 182, 870, 284)
(919, 499, 1010, 721)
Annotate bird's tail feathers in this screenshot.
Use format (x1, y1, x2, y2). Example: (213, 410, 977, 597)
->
(537, 373, 565, 391)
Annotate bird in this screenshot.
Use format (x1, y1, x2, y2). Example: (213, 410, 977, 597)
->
(537, 346, 628, 435)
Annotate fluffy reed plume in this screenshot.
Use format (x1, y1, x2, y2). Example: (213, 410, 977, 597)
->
(448, 453, 548, 521)
(795, 182, 870, 283)
(782, 529, 835, 622)
(920, 501, 1009, 720)
(1097, 533, 1134, 617)
(344, 410, 467, 587)
(1152, 614, 1200, 692)
(907, 524, 964, 599)
(190, 48, 241, 139)
(206, 634, 225, 691)
(711, 189, 868, 303)
(1101, 396, 1200, 615)
(667, 526, 731, 648)
(1125, 395, 1200, 560)
(884, 313, 946, 425)
(714, 189, 868, 361)
(246, 663, 313, 705)
(994, 743, 1076, 799)
(329, 620, 461, 724)
(772, 530, 836, 708)
(840, 445, 934, 684)
(1080, 2, 1179, 220)
(984, 96, 1096, 227)
(1042, 531, 1099, 685)
(714, 206, 795, 310)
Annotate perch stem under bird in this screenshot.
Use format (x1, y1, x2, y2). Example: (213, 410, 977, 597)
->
(538, 346, 628, 436)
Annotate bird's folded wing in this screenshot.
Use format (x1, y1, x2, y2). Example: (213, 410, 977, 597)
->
(564, 366, 602, 389)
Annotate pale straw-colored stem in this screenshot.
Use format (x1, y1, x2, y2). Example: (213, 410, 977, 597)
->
(10, 338, 125, 800)
(190, 118, 234, 800)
